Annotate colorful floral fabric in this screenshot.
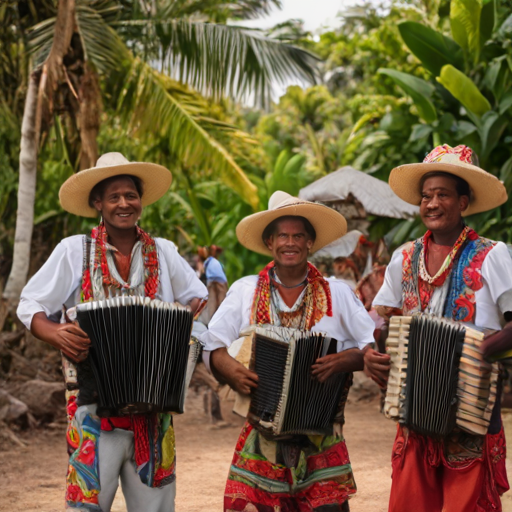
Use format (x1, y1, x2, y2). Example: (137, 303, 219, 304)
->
(66, 223, 176, 510)
(226, 261, 355, 511)
(401, 227, 494, 320)
(65, 396, 101, 510)
(225, 422, 356, 512)
(423, 144, 479, 166)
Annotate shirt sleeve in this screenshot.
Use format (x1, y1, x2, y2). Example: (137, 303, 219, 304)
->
(482, 242, 512, 315)
(205, 257, 228, 284)
(372, 247, 404, 309)
(331, 281, 376, 350)
(199, 277, 251, 351)
(156, 238, 207, 305)
(17, 236, 84, 330)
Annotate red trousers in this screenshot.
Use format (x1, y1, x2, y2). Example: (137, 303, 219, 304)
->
(388, 426, 509, 512)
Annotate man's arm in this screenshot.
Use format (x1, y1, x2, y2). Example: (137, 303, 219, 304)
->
(363, 249, 405, 387)
(30, 312, 90, 363)
(210, 347, 258, 395)
(363, 345, 391, 388)
(480, 321, 512, 359)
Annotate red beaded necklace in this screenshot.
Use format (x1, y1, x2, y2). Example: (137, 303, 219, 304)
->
(81, 221, 159, 301)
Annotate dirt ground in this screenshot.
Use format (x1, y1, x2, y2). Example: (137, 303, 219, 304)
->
(2, 387, 512, 512)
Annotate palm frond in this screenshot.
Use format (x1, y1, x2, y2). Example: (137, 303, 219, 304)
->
(28, 0, 127, 71)
(115, 58, 259, 208)
(75, 5, 130, 73)
(136, 0, 281, 22)
(119, 20, 320, 106)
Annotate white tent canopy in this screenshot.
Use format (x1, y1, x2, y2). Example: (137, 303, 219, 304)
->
(299, 166, 419, 219)
(313, 230, 364, 259)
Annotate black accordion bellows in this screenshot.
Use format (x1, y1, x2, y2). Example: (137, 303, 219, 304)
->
(76, 297, 196, 415)
(248, 326, 347, 436)
(384, 314, 499, 437)
(405, 315, 465, 437)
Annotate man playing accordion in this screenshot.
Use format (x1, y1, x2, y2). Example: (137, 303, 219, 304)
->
(17, 153, 207, 511)
(365, 144, 512, 512)
(201, 191, 375, 511)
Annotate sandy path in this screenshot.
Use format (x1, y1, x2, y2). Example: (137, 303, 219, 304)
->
(1, 390, 512, 512)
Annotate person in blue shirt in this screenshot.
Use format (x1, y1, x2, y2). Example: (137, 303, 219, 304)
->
(198, 245, 228, 324)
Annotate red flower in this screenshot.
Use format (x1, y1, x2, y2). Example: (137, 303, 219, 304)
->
(67, 395, 78, 419)
(153, 465, 175, 487)
(463, 246, 493, 290)
(455, 295, 475, 322)
(66, 484, 85, 503)
(76, 439, 96, 466)
(456, 145, 474, 165)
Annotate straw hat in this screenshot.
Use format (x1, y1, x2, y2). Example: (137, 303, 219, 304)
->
(59, 152, 173, 217)
(389, 144, 507, 216)
(236, 191, 347, 256)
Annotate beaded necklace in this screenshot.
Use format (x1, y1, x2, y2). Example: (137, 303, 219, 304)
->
(418, 226, 471, 287)
(251, 261, 332, 329)
(81, 221, 159, 301)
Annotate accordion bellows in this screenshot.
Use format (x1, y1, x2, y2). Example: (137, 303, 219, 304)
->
(248, 325, 348, 436)
(76, 297, 198, 415)
(384, 315, 499, 437)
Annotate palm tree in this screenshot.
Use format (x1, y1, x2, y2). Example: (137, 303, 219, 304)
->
(2, 0, 320, 303)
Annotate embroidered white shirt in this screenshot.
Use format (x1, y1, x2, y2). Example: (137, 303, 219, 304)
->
(200, 275, 375, 355)
(17, 234, 207, 329)
(373, 241, 512, 330)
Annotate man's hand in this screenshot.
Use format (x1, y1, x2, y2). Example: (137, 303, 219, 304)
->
(210, 347, 258, 395)
(228, 365, 259, 395)
(480, 322, 512, 359)
(31, 312, 91, 363)
(52, 323, 91, 362)
(363, 346, 390, 389)
(311, 353, 342, 383)
(375, 305, 401, 322)
(311, 348, 364, 383)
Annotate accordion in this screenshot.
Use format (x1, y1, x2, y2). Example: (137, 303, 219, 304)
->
(247, 325, 348, 437)
(384, 315, 499, 437)
(76, 297, 199, 415)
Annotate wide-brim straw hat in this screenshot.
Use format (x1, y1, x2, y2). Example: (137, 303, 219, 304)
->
(59, 152, 173, 217)
(236, 191, 347, 256)
(389, 144, 507, 216)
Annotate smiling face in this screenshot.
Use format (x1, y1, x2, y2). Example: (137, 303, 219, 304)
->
(420, 175, 469, 236)
(93, 176, 142, 231)
(265, 217, 313, 269)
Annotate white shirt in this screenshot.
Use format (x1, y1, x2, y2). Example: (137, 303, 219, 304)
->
(17, 234, 208, 329)
(373, 241, 512, 330)
(200, 275, 375, 354)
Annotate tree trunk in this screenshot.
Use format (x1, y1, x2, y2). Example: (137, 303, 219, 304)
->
(2, 71, 40, 302)
(3, 0, 77, 304)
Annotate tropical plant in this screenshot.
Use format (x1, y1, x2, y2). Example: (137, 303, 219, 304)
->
(2, 0, 321, 302)
(370, 0, 512, 243)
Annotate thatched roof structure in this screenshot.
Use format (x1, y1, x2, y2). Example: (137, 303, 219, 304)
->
(299, 166, 419, 219)
(313, 230, 364, 259)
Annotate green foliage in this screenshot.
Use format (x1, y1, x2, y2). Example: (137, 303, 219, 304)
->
(397, 21, 464, 75)
(346, 0, 512, 246)
(436, 64, 491, 117)
(379, 68, 438, 122)
(450, 0, 484, 65)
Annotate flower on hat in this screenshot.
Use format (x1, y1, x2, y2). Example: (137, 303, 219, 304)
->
(424, 144, 479, 166)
